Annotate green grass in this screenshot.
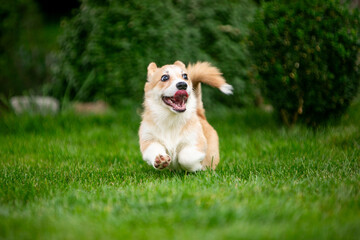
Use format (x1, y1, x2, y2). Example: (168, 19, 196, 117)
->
(0, 101, 359, 240)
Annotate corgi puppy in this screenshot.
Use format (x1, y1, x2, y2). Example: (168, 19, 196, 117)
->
(139, 61, 233, 172)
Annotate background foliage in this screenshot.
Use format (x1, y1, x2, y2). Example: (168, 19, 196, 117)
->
(48, 0, 256, 107)
(249, 0, 360, 126)
(0, 0, 52, 99)
(1, 0, 360, 124)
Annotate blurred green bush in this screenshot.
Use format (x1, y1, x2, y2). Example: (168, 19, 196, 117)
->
(48, 0, 256, 107)
(0, 0, 50, 99)
(249, 0, 360, 126)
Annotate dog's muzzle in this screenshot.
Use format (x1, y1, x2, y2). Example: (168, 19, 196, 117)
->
(162, 90, 188, 112)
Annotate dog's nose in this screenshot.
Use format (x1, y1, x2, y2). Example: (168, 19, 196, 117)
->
(176, 82, 187, 90)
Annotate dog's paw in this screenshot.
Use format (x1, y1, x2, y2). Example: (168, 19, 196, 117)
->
(154, 154, 171, 170)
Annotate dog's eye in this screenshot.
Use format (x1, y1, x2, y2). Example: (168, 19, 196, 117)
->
(161, 75, 170, 82)
(182, 74, 188, 80)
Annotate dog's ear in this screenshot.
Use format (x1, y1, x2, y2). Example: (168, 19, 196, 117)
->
(174, 60, 186, 69)
(147, 62, 157, 81)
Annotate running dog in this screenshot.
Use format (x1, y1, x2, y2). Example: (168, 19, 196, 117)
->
(139, 61, 233, 172)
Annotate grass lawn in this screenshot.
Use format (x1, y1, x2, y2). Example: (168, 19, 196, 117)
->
(0, 100, 359, 240)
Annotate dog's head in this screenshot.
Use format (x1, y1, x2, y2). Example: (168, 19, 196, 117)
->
(144, 60, 193, 113)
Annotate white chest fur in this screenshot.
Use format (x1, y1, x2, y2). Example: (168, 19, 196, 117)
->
(141, 115, 199, 168)
(140, 96, 201, 167)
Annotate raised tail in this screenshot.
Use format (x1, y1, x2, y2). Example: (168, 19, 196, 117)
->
(187, 62, 233, 117)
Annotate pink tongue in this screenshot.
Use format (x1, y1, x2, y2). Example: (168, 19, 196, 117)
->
(174, 90, 188, 103)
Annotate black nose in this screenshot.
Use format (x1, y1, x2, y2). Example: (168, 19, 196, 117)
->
(176, 82, 187, 90)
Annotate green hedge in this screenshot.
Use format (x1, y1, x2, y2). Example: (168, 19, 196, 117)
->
(249, 0, 360, 126)
(49, 0, 256, 107)
(0, 0, 49, 99)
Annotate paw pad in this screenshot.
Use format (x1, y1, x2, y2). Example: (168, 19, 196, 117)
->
(154, 154, 171, 170)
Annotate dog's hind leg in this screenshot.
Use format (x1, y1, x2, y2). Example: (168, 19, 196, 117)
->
(178, 146, 205, 172)
(199, 118, 219, 170)
(142, 142, 171, 170)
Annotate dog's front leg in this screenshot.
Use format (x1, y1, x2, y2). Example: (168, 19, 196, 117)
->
(178, 146, 205, 172)
(142, 142, 171, 170)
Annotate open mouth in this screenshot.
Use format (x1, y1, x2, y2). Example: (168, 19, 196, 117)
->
(162, 90, 189, 112)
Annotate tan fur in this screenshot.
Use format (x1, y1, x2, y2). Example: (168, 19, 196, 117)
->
(186, 63, 225, 169)
(188, 62, 226, 89)
(139, 60, 232, 171)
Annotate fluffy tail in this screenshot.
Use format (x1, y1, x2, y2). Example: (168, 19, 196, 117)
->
(187, 62, 233, 117)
